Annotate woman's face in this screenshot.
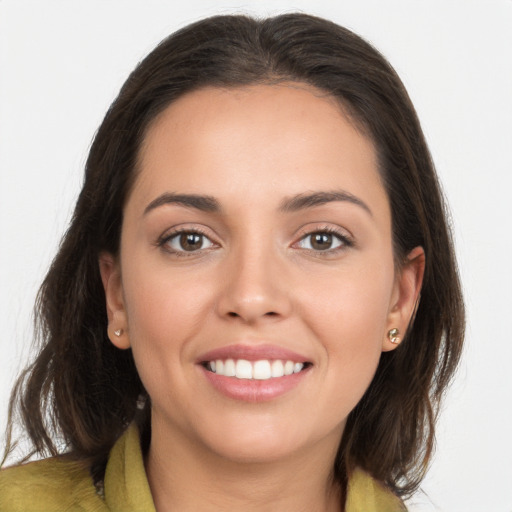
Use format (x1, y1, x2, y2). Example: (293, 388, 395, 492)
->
(101, 84, 422, 464)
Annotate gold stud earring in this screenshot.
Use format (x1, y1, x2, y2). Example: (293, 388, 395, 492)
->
(114, 329, 123, 337)
(388, 328, 400, 344)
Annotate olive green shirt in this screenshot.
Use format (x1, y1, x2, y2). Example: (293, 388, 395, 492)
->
(0, 425, 405, 511)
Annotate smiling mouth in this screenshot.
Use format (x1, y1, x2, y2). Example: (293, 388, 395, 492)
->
(202, 359, 311, 380)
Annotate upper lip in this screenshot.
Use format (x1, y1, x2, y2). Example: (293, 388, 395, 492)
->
(197, 344, 310, 363)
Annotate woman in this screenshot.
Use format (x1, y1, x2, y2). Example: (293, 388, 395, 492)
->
(0, 13, 464, 511)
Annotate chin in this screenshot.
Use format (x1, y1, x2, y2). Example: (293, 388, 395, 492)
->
(209, 434, 303, 464)
(196, 413, 334, 465)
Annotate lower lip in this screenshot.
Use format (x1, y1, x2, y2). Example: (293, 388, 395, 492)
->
(200, 366, 310, 402)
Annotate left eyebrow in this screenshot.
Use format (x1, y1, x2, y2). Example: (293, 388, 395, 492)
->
(279, 190, 372, 216)
(143, 193, 221, 215)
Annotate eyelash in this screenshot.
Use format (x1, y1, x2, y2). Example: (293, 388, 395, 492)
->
(294, 227, 354, 256)
(156, 226, 354, 257)
(157, 228, 217, 257)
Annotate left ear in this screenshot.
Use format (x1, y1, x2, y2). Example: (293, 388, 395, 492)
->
(98, 251, 131, 350)
(382, 246, 425, 352)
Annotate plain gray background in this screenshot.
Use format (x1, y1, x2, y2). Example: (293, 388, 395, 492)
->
(1, 1, 511, 510)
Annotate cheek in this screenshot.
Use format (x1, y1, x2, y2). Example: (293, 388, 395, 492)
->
(300, 262, 394, 407)
(303, 262, 393, 343)
(120, 260, 215, 378)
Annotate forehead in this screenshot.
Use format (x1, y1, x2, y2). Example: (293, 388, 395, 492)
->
(131, 84, 386, 214)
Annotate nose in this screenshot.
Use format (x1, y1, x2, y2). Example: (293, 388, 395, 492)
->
(216, 242, 292, 324)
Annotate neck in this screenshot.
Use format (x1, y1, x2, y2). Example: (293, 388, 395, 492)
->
(145, 417, 344, 512)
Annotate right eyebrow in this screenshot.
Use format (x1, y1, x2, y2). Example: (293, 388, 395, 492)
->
(279, 190, 372, 216)
(143, 193, 221, 215)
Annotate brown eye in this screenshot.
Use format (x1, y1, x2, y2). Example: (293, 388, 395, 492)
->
(297, 231, 344, 251)
(180, 233, 203, 251)
(165, 231, 214, 253)
(311, 233, 334, 250)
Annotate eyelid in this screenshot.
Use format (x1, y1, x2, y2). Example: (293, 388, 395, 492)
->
(156, 224, 220, 255)
(297, 232, 343, 250)
(291, 224, 355, 252)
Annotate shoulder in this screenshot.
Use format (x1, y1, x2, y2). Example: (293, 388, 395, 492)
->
(346, 468, 406, 512)
(0, 456, 107, 512)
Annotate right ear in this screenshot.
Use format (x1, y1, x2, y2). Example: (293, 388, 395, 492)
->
(98, 252, 130, 349)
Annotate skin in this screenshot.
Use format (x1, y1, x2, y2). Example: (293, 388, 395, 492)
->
(100, 84, 424, 512)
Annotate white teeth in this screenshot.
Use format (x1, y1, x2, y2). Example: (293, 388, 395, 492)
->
(284, 360, 294, 376)
(224, 359, 236, 377)
(207, 358, 306, 379)
(271, 360, 284, 378)
(253, 360, 272, 380)
(235, 359, 253, 379)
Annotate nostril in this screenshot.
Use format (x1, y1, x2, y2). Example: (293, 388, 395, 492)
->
(226, 311, 278, 319)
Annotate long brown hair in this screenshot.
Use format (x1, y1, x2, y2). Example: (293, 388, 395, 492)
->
(3, 13, 464, 497)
